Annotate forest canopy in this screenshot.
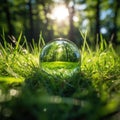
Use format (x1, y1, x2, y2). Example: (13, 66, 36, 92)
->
(0, 0, 120, 45)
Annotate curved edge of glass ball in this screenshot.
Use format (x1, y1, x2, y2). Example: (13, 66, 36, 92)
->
(39, 38, 81, 76)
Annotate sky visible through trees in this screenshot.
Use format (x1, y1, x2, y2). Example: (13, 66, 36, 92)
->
(0, 0, 120, 45)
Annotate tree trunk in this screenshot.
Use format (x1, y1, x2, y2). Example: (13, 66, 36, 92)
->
(112, 0, 119, 44)
(68, 5, 75, 41)
(95, 0, 100, 44)
(28, 0, 34, 42)
(4, 0, 13, 36)
(43, 6, 53, 42)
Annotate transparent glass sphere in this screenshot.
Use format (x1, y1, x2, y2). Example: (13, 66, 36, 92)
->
(39, 38, 81, 78)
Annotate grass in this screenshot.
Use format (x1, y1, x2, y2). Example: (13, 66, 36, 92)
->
(40, 61, 80, 78)
(0, 32, 120, 120)
(41, 61, 79, 69)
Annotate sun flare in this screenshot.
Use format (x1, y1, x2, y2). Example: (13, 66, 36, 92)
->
(51, 5, 69, 22)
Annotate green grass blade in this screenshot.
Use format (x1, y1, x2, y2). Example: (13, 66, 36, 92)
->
(15, 32, 22, 50)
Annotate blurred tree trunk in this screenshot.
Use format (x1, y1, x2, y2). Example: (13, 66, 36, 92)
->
(112, 0, 120, 44)
(4, 0, 13, 36)
(28, 0, 34, 42)
(68, 5, 75, 41)
(95, 0, 100, 44)
(43, 5, 53, 42)
(65, 0, 75, 41)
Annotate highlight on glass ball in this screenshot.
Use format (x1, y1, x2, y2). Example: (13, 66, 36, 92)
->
(39, 38, 81, 78)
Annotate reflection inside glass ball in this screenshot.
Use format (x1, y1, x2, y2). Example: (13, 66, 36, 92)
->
(40, 38, 81, 78)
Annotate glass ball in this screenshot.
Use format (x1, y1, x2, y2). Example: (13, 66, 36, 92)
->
(39, 38, 81, 78)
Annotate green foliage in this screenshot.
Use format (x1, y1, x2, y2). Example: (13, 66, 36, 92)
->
(0, 33, 120, 120)
(0, 0, 120, 44)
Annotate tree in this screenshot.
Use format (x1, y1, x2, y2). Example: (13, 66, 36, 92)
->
(111, 0, 120, 44)
(68, 2, 75, 41)
(95, 0, 101, 44)
(100, 0, 120, 44)
(3, 0, 13, 36)
(26, 0, 34, 42)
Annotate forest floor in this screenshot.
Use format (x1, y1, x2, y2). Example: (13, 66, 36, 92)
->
(0, 33, 120, 120)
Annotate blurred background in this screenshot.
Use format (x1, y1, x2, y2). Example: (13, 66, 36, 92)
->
(0, 0, 120, 46)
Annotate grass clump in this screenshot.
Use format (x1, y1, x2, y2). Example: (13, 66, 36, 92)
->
(0, 32, 120, 120)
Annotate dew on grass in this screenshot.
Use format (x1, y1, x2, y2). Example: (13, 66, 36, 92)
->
(40, 38, 81, 78)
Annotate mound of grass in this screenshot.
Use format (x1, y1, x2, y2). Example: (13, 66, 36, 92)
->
(0, 32, 120, 120)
